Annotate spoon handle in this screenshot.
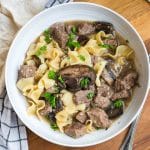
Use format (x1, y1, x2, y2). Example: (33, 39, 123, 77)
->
(120, 114, 140, 150)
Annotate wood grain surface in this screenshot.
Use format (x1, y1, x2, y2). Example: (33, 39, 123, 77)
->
(27, 0, 150, 149)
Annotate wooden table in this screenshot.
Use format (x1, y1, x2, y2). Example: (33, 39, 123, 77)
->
(28, 0, 150, 149)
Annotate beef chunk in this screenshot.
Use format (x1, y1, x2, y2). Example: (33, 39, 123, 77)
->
(65, 24, 74, 34)
(19, 65, 37, 79)
(64, 122, 87, 138)
(74, 90, 91, 106)
(78, 22, 95, 35)
(58, 65, 96, 92)
(94, 96, 111, 109)
(94, 22, 115, 35)
(111, 90, 130, 101)
(93, 84, 113, 109)
(87, 108, 111, 128)
(74, 85, 95, 106)
(76, 112, 87, 123)
(39, 101, 52, 116)
(101, 69, 114, 85)
(115, 71, 138, 91)
(50, 23, 68, 49)
(77, 35, 89, 46)
(97, 84, 114, 98)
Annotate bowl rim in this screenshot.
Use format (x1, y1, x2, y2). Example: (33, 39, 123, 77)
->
(5, 2, 150, 147)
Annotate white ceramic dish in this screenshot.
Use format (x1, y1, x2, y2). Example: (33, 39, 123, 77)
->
(5, 2, 150, 147)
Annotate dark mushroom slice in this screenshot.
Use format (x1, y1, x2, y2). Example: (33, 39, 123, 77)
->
(101, 60, 122, 85)
(94, 21, 119, 49)
(101, 69, 114, 85)
(94, 21, 115, 35)
(106, 101, 125, 118)
(48, 112, 56, 124)
(53, 99, 63, 113)
(32, 55, 41, 67)
(58, 65, 96, 92)
(77, 35, 89, 46)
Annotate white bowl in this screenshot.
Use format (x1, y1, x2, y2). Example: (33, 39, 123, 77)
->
(5, 2, 150, 147)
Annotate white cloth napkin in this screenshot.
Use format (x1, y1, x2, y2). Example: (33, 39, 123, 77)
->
(0, 0, 72, 149)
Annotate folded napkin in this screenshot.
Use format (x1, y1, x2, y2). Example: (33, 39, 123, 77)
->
(0, 0, 72, 149)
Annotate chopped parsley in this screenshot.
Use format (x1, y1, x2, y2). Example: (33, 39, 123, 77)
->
(58, 75, 64, 84)
(43, 29, 52, 44)
(35, 45, 47, 56)
(50, 123, 58, 130)
(80, 77, 90, 89)
(67, 29, 80, 49)
(67, 57, 70, 60)
(87, 92, 94, 100)
(43, 92, 56, 108)
(71, 26, 77, 34)
(48, 70, 57, 80)
(113, 99, 124, 108)
(78, 55, 86, 61)
(98, 43, 114, 50)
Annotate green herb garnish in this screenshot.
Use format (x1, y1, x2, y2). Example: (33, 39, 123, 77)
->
(67, 57, 70, 60)
(43, 29, 52, 44)
(71, 26, 77, 34)
(80, 77, 90, 89)
(87, 92, 94, 100)
(67, 30, 80, 50)
(78, 55, 86, 61)
(58, 75, 64, 84)
(98, 44, 114, 50)
(113, 99, 124, 108)
(50, 123, 59, 130)
(35, 45, 47, 56)
(48, 70, 57, 80)
(43, 92, 56, 108)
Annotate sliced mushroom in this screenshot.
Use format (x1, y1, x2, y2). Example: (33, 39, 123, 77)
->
(77, 35, 89, 46)
(53, 99, 63, 113)
(94, 21, 115, 35)
(106, 101, 125, 118)
(58, 65, 96, 92)
(48, 112, 56, 124)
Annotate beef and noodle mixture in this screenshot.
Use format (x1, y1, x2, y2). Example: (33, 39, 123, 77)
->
(17, 21, 138, 138)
